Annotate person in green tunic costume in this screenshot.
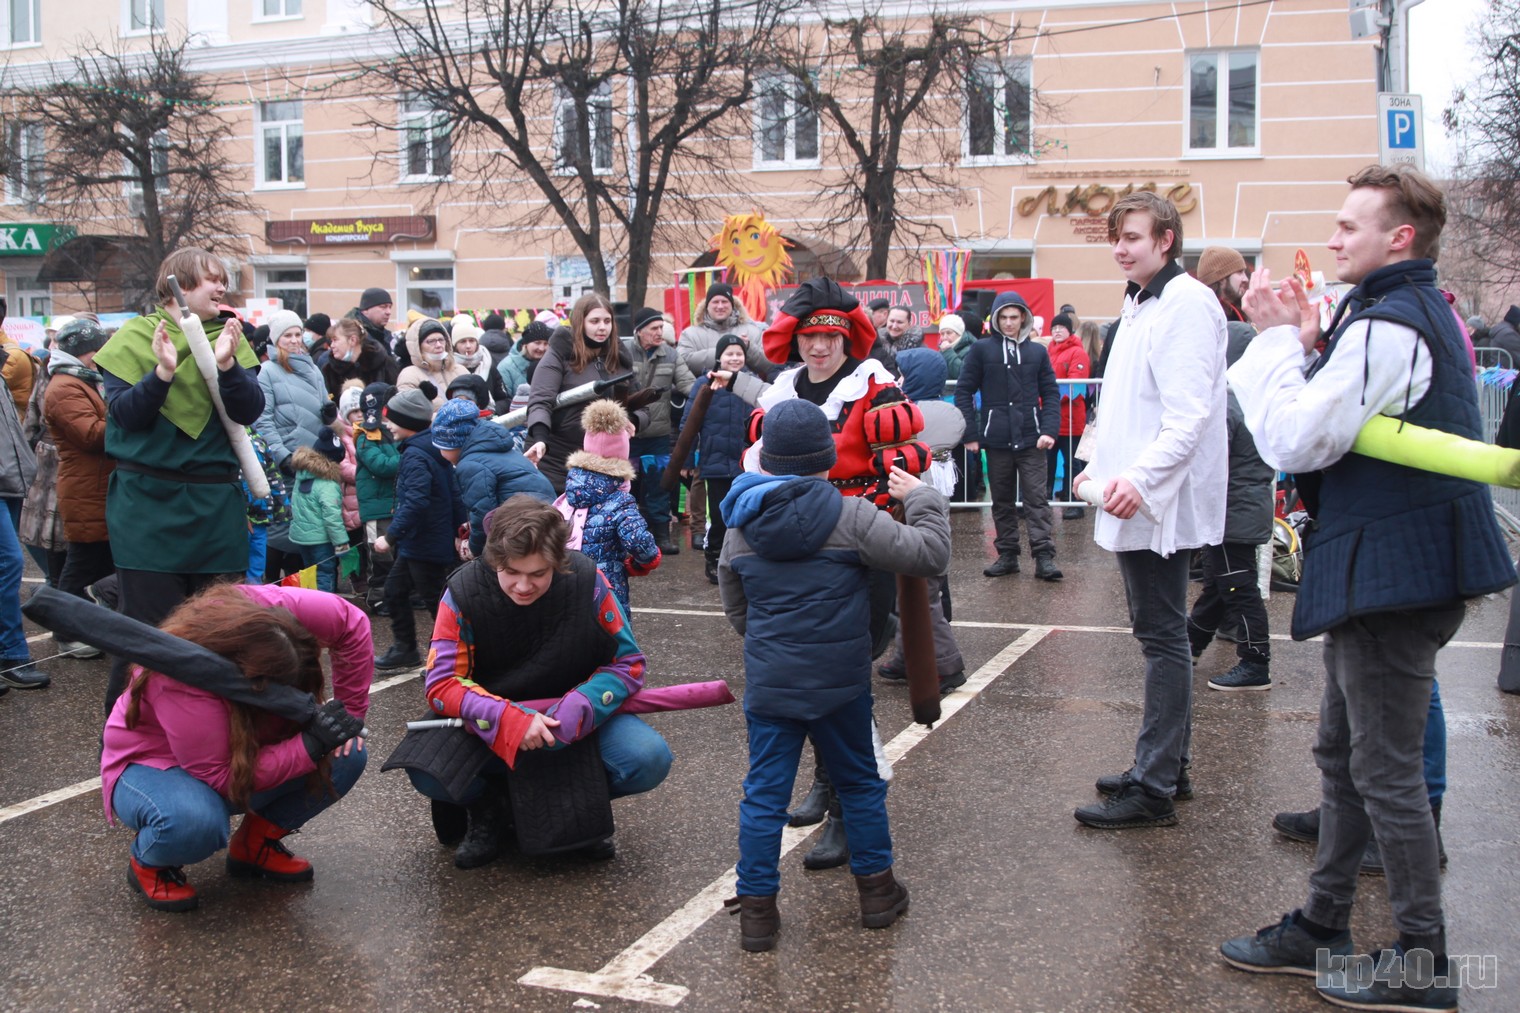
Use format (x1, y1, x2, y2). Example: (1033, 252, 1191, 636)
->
(93, 248, 264, 715)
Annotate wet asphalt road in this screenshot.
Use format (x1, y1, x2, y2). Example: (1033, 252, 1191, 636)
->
(2, 508, 1517, 1012)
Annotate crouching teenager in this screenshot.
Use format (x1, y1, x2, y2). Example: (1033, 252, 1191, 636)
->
(385, 495, 672, 869)
(101, 584, 372, 912)
(717, 400, 951, 952)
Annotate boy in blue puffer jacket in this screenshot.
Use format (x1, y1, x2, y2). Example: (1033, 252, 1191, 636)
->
(373, 382, 466, 671)
(717, 399, 950, 953)
(430, 396, 555, 557)
(685, 333, 760, 584)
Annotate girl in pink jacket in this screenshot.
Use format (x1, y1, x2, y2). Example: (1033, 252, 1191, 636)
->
(101, 583, 373, 912)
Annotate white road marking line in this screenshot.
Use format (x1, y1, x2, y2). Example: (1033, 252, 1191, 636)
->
(517, 628, 1055, 1007)
(0, 667, 424, 826)
(633, 608, 1506, 649)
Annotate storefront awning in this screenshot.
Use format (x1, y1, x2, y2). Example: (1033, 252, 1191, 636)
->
(36, 234, 148, 284)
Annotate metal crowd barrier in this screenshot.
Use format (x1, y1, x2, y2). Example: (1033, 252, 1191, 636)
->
(936, 377, 1104, 511)
(1473, 356, 1520, 535)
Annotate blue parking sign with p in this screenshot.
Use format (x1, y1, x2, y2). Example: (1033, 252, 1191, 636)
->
(1387, 109, 1417, 149)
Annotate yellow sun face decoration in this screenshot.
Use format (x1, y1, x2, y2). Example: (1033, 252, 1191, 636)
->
(713, 212, 793, 288)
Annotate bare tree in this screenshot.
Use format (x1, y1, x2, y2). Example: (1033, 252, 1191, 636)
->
(770, 9, 1027, 279)
(353, 0, 798, 305)
(2, 33, 258, 311)
(1442, 0, 1520, 306)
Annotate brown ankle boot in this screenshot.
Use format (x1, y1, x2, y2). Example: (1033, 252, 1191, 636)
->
(733, 894, 780, 952)
(855, 868, 909, 929)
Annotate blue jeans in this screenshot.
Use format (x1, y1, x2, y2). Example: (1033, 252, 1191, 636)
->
(112, 745, 367, 868)
(0, 501, 31, 661)
(298, 543, 338, 593)
(1305, 605, 1465, 954)
(1116, 549, 1193, 796)
(405, 714, 672, 803)
(738, 690, 892, 896)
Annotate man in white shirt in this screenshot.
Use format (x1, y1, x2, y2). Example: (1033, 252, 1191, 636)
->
(1070, 191, 1228, 830)
(1217, 167, 1515, 1010)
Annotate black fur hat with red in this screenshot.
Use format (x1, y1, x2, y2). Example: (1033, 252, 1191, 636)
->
(762, 277, 878, 365)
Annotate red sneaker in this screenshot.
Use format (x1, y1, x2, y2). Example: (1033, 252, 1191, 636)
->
(127, 856, 198, 912)
(226, 812, 314, 882)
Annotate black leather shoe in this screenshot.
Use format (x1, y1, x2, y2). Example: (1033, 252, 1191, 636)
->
(1271, 807, 1320, 843)
(802, 809, 850, 869)
(375, 644, 422, 671)
(1074, 782, 1177, 828)
(0, 658, 49, 690)
(1034, 555, 1063, 581)
(983, 554, 1020, 577)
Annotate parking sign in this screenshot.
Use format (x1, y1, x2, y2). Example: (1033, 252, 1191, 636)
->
(1378, 93, 1425, 171)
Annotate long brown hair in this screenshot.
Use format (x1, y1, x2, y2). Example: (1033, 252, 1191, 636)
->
(568, 292, 623, 374)
(124, 587, 330, 807)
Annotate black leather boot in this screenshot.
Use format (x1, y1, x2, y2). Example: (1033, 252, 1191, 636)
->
(653, 521, 680, 555)
(802, 795, 849, 870)
(431, 799, 468, 847)
(787, 762, 831, 827)
(453, 787, 513, 869)
(855, 867, 910, 928)
(737, 894, 780, 952)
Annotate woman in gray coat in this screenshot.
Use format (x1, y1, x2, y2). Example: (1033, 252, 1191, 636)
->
(255, 310, 331, 478)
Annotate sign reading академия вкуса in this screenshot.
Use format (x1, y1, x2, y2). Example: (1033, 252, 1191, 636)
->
(0, 223, 74, 257)
(266, 216, 436, 247)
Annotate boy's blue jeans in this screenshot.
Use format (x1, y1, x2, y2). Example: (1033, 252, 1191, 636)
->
(298, 543, 339, 593)
(405, 715, 672, 803)
(112, 745, 367, 868)
(738, 689, 891, 897)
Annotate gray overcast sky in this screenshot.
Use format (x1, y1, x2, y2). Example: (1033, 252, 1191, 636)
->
(1408, 0, 1487, 174)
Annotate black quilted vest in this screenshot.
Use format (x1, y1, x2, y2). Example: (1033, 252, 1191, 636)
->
(446, 551, 613, 701)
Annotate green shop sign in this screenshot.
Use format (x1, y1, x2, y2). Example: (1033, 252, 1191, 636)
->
(0, 223, 74, 257)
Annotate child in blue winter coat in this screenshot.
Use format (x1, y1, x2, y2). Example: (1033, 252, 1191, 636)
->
(430, 396, 555, 556)
(717, 399, 952, 953)
(558, 398, 660, 613)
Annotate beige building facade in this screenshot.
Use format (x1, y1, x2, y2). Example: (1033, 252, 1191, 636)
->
(0, 0, 1382, 327)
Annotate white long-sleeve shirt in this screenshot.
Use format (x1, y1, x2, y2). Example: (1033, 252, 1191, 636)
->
(1227, 318, 1432, 474)
(1086, 269, 1228, 556)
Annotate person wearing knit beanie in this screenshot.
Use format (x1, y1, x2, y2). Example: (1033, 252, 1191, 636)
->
(360, 288, 392, 312)
(266, 309, 304, 346)
(1196, 246, 1250, 322)
(289, 427, 350, 592)
(759, 400, 838, 476)
(561, 399, 658, 612)
(712, 332, 747, 365)
(337, 382, 365, 424)
(431, 396, 484, 453)
(384, 382, 436, 434)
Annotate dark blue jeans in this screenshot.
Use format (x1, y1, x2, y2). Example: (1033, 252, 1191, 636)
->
(739, 690, 891, 896)
(0, 498, 29, 661)
(298, 543, 339, 593)
(112, 745, 367, 868)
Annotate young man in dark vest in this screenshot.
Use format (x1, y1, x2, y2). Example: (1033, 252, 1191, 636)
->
(1219, 165, 1515, 1011)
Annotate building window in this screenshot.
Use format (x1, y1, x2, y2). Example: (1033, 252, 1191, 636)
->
(401, 93, 451, 180)
(122, 127, 170, 198)
(257, 100, 303, 187)
(258, 267, 308, 318)
(399, 263, 454, 316)
(259, 0, 302, 16)
(967, 251, 1032, 280)
(555, 81, 613, 172)
(126, 0, 164, 33)
(7, 0, 41, 44)
(1187, 50, 1258, 153)
(754, 71, 817, 167)
(965, 59, 1031, 162)
(8, 274, 50, 318)
(4, 121, 44, 206)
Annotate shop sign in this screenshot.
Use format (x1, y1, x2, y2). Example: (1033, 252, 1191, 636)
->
(0, 223, 73, 257)
(266, 216, 436, 246)
(1017, 182, 1198, 219)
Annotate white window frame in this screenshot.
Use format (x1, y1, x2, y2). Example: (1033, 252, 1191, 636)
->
(4, 120, 44, 206)
(1185, 48, 1260, 157)
(963, 58, 1033, 166)
(3, 0, 42, 46)
(123, 0, 164, 35)
(255, 262, 309, 318)
(392, 252, 457, 317)
(399, 92, 452, 182)
(253, 0, 303, 21)
(121, 127, 170, 199)
(752, 70, 819, 170)
(256, 99, 304, 189)
(554, 80, 614, 175)
(8, 274, 50, 318)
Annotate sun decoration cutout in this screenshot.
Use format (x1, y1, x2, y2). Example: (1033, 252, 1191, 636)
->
(711, 211, 794, 320)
